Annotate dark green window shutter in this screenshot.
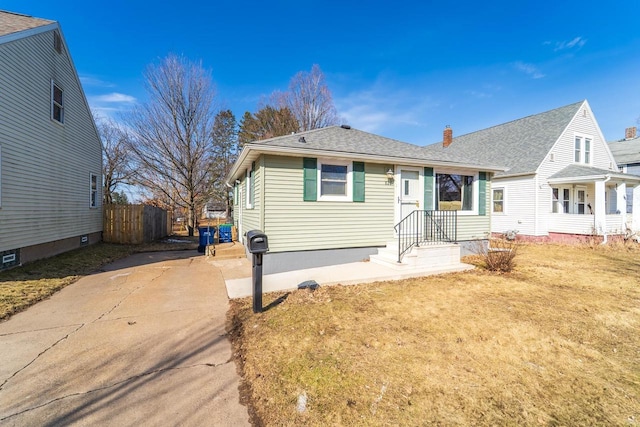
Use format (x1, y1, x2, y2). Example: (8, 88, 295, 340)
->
(249, 162, 256, 207)
(353, 161, 365, 202)
(424, 167, 434, 210)
(303, 157, 317, 201)
(478, 172, 487, 216)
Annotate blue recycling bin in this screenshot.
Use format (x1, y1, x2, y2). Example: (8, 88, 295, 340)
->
(197, 227, 215, 253)
(218, 224, 232, 243)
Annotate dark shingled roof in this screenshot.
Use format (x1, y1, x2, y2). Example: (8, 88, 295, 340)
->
(249, 125, 501, 168)
(421, 101, 585, 177)
(0, 10, 54, 38)
(608, 136, 640, 166)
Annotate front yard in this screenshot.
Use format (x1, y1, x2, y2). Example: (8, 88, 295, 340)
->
(229, 243, 640, 426)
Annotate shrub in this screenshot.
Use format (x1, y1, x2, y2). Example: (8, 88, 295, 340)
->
(476, 237, 519, 272)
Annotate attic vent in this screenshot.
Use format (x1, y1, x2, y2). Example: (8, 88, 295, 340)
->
(54, 31, 62, 54)
(582, 109, 587, 117)
(298, 137, 306, 143)
(549, 152, 555, 162)
(341, 124, 351, 129)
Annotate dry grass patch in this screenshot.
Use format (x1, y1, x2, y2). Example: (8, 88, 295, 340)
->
(229, 243, 640, 426)
(0, 236, 199, 320)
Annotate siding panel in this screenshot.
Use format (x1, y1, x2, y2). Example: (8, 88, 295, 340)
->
(0, 30, 102, 252)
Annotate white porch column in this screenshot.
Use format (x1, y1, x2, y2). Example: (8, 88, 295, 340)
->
(617, 182, 627, 231)
(632, 185, 640, 232)
(594, 180, 606, 235)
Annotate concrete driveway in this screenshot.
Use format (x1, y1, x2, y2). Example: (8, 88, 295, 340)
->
(0, 251, 250, 426)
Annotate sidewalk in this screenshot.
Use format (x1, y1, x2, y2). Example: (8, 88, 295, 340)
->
(217, 257, 474, 299)
(0, 251, 250, 426)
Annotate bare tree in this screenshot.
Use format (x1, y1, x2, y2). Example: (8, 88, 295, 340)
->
(276, 64, 340, 131)
(238, 106, 299, 145)
(96, 116, 134, 205)
(126, 54, 217, 236)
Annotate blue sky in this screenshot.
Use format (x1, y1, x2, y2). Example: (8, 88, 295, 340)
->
(6, 0, 640, 145)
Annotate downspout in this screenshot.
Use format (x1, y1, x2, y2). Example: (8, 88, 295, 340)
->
(534, 174, 539, 236)
(600, 176, 611, 244)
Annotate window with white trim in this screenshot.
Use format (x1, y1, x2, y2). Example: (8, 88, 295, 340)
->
(245, 164, 255, 209)
(436, 173, 474, 211)
(318, 160, 352, 201)
(51, 81, 64, 124)
(574, 134, 592, 164)
(552, 187, 570, 213)
(90, 173, 98, 208)
(492, 188, 504, 213)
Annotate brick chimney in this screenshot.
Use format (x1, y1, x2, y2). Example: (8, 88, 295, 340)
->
(625, 126, 637, 140)
(443, 125, 453, 148)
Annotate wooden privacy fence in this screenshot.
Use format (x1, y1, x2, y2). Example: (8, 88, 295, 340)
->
(103, 204, 172, 244)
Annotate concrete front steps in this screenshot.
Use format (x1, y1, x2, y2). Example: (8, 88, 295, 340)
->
(369, 240, 467, 271)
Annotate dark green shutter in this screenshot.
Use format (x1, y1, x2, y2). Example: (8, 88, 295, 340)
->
(353, 161, 365, 202)
(424, 167, 434, 210)
(303, 158, 317, 201)
(478, 172, 487, 216)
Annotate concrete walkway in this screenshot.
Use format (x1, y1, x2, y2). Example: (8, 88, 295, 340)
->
(220, 258, 474, 299)
(0, 251, 250, 426)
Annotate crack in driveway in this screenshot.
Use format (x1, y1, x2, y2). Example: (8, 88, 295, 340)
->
(0, 360, 232, 422)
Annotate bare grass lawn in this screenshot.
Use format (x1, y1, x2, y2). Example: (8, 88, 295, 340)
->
(229, 243, 640, 426)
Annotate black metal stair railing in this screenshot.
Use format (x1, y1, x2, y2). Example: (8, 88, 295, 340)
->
(393, 210, 457, 263)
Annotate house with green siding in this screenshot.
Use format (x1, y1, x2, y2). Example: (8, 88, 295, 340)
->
(227, 125, 504, 274)
(0, 11, 103, 269)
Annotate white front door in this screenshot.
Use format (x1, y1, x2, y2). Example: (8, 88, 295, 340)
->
(396, 167, 422, 225)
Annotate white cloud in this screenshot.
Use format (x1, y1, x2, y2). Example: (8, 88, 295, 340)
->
(79, 75, 116, 88)
(93, 92, 137, 103)
(512, 61, 545, 79)
(554, 36, 586, 51)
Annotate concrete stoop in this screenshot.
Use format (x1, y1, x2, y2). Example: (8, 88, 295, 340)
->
(370, 241, 462, 271)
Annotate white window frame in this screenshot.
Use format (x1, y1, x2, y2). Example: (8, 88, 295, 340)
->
(552, 187, 571, 213)
(492, 187, 505, 214)
(317, 159, 352, 202)
(245, 168, 254, 209)
(51, 80, 64, 124)
(90, 173, 98, 208)
(434, 168, 478, 215)
(573, 133, 593, 165)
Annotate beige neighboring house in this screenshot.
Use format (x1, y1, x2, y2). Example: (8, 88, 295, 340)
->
(0, 10, 103, 269)
(227, 125, 504, 274)
(423, 100, 640, 242)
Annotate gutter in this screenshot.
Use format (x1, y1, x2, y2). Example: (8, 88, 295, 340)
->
(226, 143, 508, 184)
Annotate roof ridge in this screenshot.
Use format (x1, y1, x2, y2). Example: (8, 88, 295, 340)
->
(451, 100, 584, 141)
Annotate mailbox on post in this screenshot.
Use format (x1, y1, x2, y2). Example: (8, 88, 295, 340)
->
(246, 230, 269, 313)
(246, 230, 269, 254)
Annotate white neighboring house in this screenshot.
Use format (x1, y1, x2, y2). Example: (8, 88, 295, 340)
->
(0, 11, 103, 269)
(423, 100, 640, 242)
(608, 127, 640, 218)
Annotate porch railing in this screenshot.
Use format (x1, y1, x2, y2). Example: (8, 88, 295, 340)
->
(393, 210, 457, 263)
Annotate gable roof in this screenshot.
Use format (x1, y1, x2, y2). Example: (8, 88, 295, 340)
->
(0, 10, 54, 39)
(608, 136, 640, 166)
(228, 125, 507, 182)
(547, 164, 640, 184)
(422, 101, 585, 178)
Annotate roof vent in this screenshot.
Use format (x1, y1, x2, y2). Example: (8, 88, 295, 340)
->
(341, 124, 351, 129)
(298, 137, 306, 143)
